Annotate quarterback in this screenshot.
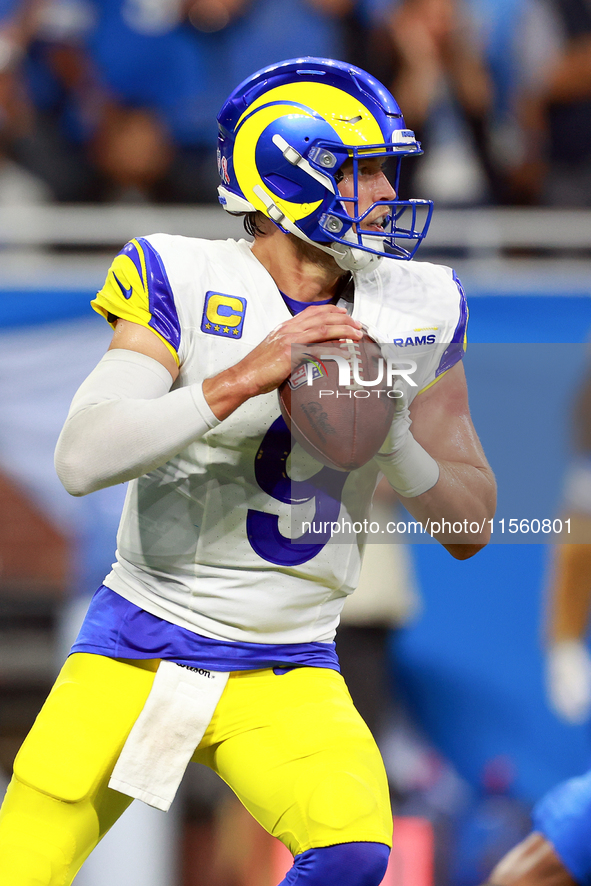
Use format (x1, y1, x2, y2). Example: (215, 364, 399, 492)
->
(0, 58, 495, 885)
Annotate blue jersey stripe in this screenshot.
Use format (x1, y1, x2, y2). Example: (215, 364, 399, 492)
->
(137, 237, 182, 353)
(435, 271, 468, 377)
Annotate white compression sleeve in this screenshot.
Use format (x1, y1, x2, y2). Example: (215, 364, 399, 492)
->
(55, 349, 220, 496)
(374, 385, 440, 498)
(374, 436, 440, 498)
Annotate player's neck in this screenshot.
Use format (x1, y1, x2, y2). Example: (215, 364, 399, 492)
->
(251, 227, 346, 303)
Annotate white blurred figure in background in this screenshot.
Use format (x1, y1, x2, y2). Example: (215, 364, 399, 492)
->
(544, 366, 591, 726)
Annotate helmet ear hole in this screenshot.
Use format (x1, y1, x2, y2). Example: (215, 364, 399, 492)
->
(262, 173, 305, 201)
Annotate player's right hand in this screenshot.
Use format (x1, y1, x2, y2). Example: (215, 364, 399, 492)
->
(203, 304, 363, 419)
(244, 304, 363, 395)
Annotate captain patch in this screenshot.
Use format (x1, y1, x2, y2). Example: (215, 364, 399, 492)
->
(201, 292, 246, 339)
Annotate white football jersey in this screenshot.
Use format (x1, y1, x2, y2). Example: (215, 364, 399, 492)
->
(91, 235, 467, 644)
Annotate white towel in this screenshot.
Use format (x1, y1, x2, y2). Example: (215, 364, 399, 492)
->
(109, 661, 229, 811)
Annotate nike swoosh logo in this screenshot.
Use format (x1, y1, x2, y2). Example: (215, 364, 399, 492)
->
(113, 273, 133, 300)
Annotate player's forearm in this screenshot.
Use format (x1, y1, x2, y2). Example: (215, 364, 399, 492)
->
(202, 363, 260, 420)
(55, 350, 219, 496)
(399, 458, 497, 557)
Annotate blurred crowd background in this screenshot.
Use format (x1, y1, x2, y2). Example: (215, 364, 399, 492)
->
(2, 1, 591, 886)
(0, 0, 590, 209)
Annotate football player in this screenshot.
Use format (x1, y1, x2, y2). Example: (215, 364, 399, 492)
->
(0, 57, 496, 885)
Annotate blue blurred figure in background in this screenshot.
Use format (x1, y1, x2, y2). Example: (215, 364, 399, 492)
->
(6, 0, 358, 203)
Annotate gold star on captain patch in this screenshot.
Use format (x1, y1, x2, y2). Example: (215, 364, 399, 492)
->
(223, 327, 230, 334)
(214, 325, 220, 331)
(205, 323, 211, 329)
(232, 329, 239, 335)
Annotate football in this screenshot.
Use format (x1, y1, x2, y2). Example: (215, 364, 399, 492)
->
(278, 333, 396, 471)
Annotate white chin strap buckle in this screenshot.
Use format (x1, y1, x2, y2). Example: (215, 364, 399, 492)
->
(330, 237, 382, 272)
(329, 228, 385, 272)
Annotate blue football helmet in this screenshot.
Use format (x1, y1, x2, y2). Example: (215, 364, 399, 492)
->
(217, 57, 433, 271)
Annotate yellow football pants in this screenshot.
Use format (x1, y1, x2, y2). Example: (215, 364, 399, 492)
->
(0, 653, 392, 885)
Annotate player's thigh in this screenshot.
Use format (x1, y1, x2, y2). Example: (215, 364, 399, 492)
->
(198, 667, 392, 857)
(13, 653, 158, 804)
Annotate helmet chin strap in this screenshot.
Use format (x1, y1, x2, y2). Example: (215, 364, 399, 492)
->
(326, 233, 382, 272)
(251, 185, 382, 274)
(335, 230, 385, 272)
(329, 242, 382, 273)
